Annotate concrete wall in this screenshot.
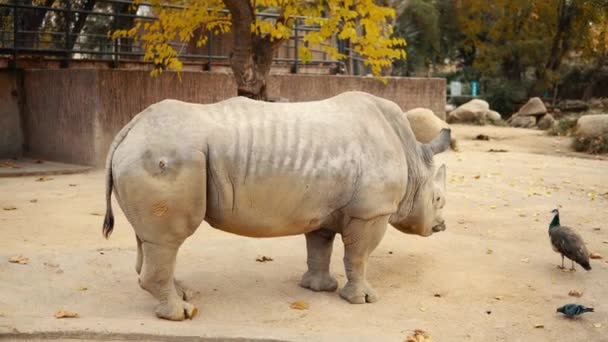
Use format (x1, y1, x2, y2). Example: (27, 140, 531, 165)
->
(17, 69, 445, 166)
(0, 70, 23, 158)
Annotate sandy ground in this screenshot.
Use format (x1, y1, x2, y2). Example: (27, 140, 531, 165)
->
(0, 125, 607, 341)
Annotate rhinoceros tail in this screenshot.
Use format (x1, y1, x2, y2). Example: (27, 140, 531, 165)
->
(103, 167, 115, 239)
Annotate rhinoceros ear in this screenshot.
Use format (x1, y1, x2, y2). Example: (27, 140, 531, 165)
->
(429, 128, 451, 155)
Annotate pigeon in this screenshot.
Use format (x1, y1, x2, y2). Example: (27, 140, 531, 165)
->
(557, 304, 594, 317)
(548, 209, 591, 271)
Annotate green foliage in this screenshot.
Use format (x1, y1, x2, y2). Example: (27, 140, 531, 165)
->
(547, 116, 579, 136)
(392, 0, 440, 75)
(573, 134, 608, 154)
(483, 79, 532, 118)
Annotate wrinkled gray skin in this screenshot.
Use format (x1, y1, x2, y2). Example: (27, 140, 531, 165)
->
(103, 91, 451, 321)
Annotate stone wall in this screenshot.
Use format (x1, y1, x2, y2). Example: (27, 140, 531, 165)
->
(10, 69, 445, 166)
(0, 70, 23, 158)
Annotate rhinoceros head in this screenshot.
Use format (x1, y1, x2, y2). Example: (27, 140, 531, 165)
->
(391, 129, 450, 237)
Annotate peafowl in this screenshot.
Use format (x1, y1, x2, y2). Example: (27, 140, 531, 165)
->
(548, 209, 591, 271)
(557, 304, 594, 317)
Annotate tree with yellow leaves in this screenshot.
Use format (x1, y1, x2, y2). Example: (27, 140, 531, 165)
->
(112, 0, 406, 100)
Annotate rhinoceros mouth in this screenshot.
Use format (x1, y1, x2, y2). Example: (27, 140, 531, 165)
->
(432, 223, 446, 233)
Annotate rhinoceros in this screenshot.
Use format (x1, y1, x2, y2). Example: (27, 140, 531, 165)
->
(102, 91, 450, 320)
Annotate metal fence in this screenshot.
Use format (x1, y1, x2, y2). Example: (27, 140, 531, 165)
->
(0, 0, 359, 73)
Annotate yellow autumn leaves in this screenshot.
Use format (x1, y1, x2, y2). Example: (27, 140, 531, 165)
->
(111, 0, 405, 79)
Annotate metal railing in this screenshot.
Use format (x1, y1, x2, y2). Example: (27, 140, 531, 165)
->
(0, 0, 358, 73)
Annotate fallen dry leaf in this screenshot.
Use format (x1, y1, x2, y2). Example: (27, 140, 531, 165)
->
(2, 206, 17, 211)
(405, 329, 432, 342)
(474, 175, 481, 179)
(43, 262, 59, 268)
(568, 290, 583, 297)
(486, 249, 493, 255)
(520, 258, 530, 263)
(256, 255, 273, 262)
(534, 324, 544, 329)
(494, 296, 503, 300)
(69, 184, 78, 187)
(593, 323, 602, 328)
(419, 307, 427, 312)
(433, 293, 442, 298)
(0, 161, 21, 168)
(77, 287, 88, 291)
(589, 252, 603, 259)
(603, 240, 608, 244)
(289, 300, 309, 310)
(30, 199, 37, 203)
(89, 212, 104, 216)
(54, 310, 78, 318)
(489, 205, 497, 209)
(8, 255, 29, 264)
(518, 213, 527, 217)
(36, 176, 53, 182)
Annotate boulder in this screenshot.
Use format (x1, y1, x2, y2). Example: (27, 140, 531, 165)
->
(510, 115, 536, 128)
(445, 104, 456, 114)
(486, 110, 502, 123)
(575, 114, 608, 137)
(559, 100, 589, 113)
(447, 99, 490, 123)
(516, 97, 547, 116)
(537, 114, 556, 130)
(405, 108, 450, 143)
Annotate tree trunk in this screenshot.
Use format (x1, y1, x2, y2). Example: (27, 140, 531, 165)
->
(223, 0, 281, 100)
(532, 0, 574, 96)
(66, 0, 96, 52)
(14, 0, 55, 49)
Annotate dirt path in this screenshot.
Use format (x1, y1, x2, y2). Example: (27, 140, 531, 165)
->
(1, 125, 607, 341)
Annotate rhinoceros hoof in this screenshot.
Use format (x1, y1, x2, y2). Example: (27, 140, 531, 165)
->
(155, 300, 198, 321)
(339, 281, 378, 304)
(300, 271, 338, 292)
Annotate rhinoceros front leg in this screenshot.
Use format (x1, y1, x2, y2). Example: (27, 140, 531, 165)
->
(300, 228, 338, 292)
(339, 215, 389, 304)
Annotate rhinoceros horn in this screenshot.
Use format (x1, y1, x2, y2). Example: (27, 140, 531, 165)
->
(428, 128, 451, 155)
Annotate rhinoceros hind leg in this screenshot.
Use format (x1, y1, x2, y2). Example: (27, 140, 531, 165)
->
(300, 228, 338, 292)
(339, 215, 388, 304)
(139, 241, 198, 320)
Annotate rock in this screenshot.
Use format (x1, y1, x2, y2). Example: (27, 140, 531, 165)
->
(447, 99, 489, 124)
(445, 104, 456, 114)
(486, 110, 502, 123)
(510, 115, 536, 128)
(559, 100, 589, 112)
(537, 114, 556, 130)
(515, 97, 547, 117)
(406, 108, 450, 143)
(575, 114, 608, 137)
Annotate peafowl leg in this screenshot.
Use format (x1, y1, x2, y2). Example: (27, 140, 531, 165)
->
(570, 259, 576, 272)
(557, 255, 565, 269)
